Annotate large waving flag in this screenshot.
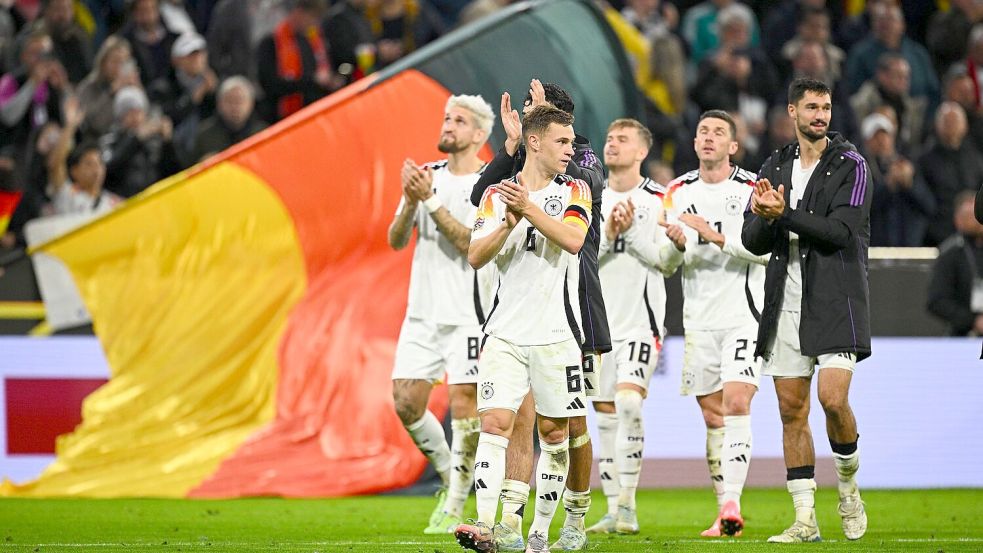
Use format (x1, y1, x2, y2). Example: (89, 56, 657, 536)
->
(2, 0, 640, 498)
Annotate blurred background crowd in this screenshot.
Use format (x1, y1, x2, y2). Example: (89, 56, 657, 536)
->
(0, 0, 981, 335)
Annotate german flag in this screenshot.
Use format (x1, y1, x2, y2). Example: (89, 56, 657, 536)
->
(0, 190, 21, 236)
(4, 0, 641, 498)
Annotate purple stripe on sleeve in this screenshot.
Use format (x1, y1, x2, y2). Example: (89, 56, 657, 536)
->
(844, 151, 866, 206)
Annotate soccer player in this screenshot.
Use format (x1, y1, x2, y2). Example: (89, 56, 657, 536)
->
(455, 105, 592, 553)
(586, 118, 667, 536)
(387, 94, 495, 534)
(657, 110, 768, 537)
(742, 78, 871, 543)
(470, 80, 605, 552)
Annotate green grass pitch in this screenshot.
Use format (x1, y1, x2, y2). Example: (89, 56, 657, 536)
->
(1, 488, 980, 552)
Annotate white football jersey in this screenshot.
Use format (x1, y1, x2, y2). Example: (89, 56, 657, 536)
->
(471, 174, 592, 346)
(662, 166, 768, 331)
(782, 156, 819, 312)
(597, 178, 668, 340)
(399, 161, 492, 326)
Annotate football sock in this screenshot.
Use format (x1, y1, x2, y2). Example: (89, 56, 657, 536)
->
(831, 440, 860, 497)
(615, 390, 644, 510)
(446, 417, 480, 517)
(595, 411, 620, 516)
(561, 488, 592, 531)
(406, 411, 451, 487)
(474, 432, 509, 526)
(500, 478, 530, 533)
(787, 476, 818, 525)
(721, 414, 752, 509)
(529, 439, 569, 537)
(706, 426, 726, 508)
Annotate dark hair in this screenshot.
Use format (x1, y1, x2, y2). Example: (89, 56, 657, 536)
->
(522, 105, 574, 141)
(798, 7, 829, 25)
(787, 77, 832, 105)
(524, 82, 575, 115)
(698, 109, 737, 138)
(876, 52, 906, 73)
(67, 141, 102, 169)
(286, 0, 326, 14)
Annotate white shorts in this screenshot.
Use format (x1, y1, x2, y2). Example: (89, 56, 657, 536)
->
(391, 317, 482, 385)
(681, 326, 761, 396)
(476, 336, 586, 418)
(762, 310, 858, 378)
(594, 332, 661, 402)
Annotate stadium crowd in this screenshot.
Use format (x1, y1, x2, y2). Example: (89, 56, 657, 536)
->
(0, 0, 981, 335)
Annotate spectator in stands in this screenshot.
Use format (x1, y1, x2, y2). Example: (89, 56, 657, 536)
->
(364, 0, 445, 68)
(100, 85, 179, 198)
(752, 105, 796, 168)
(681, 0, 760, 68)
(860, 113, 935, 247)
(844, 3, 939, 105)
(692, 3, 776, 141)
(962, 24, 983, 108)
(257, 0, 343, 122)
(456, 0, 508, 26)
(780, 8, 845, 83)
(920, 102, 983, 246)
(0, 30, 67, 162)
(621, 0, 679, 41)
(323, 0, 376, 82)
(22, 0, 93, 84)
(927, 190, 983, 336)
(783, 40, 858, 142)
(927, 0, 983, 77)
(206, 0, 258, 83)
(192, 76, 266, 162)
(851, 53, 926, 156)
(943, 70, 983, 154)
(77, 36, 140, 141)
(120, 0, 180, 86)
(760, 0, 825, 67)
(149, 32, 218, 165)
(46, 96, 119, 215)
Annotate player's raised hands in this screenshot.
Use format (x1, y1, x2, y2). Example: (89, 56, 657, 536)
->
(659, 219, 687, 251)
(751, 178, 785, 221)
(529, 79, 547, 108)
(498, 174, 531, 214)
(401, 159, 421, 203)
(501, 92, 521, 143)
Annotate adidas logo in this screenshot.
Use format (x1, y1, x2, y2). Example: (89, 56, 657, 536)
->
(538, 491, 558, 501)
(466, 366, 478, 376)
(729, 454, 748, 464)
(584, 379, 594, 390)
(712, 475, 724, 482)
(685, 203, 699, 215)
(628, 451, 643, 459)
(454, 465, 470, 474)
(631, 368, 645, 379)
(739, 367, 755, 377)
(475, 479, 488, 490)
(567, 397, 586, 410)
(600, 472, 612, 481)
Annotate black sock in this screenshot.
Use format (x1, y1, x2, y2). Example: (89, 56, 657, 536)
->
(830, 438, 858, 456)
(787, 465, 815, 481)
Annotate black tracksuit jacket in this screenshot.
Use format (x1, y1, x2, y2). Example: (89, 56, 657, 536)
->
(742, 133, 872, 361)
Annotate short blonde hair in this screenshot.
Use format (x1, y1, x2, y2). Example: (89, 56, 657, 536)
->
(446, 94, 495, 134)
(607, 118, 653, 150)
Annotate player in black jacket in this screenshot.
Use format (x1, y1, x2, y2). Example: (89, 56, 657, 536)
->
(467, 81, 607, 552)
(742, 78, 870, 544)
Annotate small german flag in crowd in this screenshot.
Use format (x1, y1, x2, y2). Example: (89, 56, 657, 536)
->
(0, 190, 22, 236)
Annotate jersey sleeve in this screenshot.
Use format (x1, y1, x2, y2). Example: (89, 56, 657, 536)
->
(563, 178, 592, 232)
(470, 185, 502, 241)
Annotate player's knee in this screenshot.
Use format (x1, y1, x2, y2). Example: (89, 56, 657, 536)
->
(537, 417, 568, 445)
(722, 393, 752, 416)
(449, 392, 477, 419)
(394, 399, 424, 426)
(818, 389, 850, 418)
(614, 390, 643, 423)
(778, 397, 809, 426)
(480, 412, 512, 437)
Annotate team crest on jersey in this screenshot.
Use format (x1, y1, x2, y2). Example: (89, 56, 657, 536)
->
(544, 195, 563, 216)
(725, 195, 743, 216)
(473, 217, 485, 231)
(480, 382, 495, 400)
(635, 206, 651, 223)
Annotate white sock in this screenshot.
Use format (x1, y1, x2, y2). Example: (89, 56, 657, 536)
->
(561, 488, 591, 531)
(721, 414, 752, 509)
(474, 432, 509, 526)
(500, 478, 530, 533)
(595, 411, 620, 516)
(529, 439, 569, 537)
(706, 426, 725, 508)
(615, 390, 644, 510)
(406, 411, 451, 486)
(833, 450, 860, 498)
(446, 417, 480, 517)
(787, 478, 818, 526)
